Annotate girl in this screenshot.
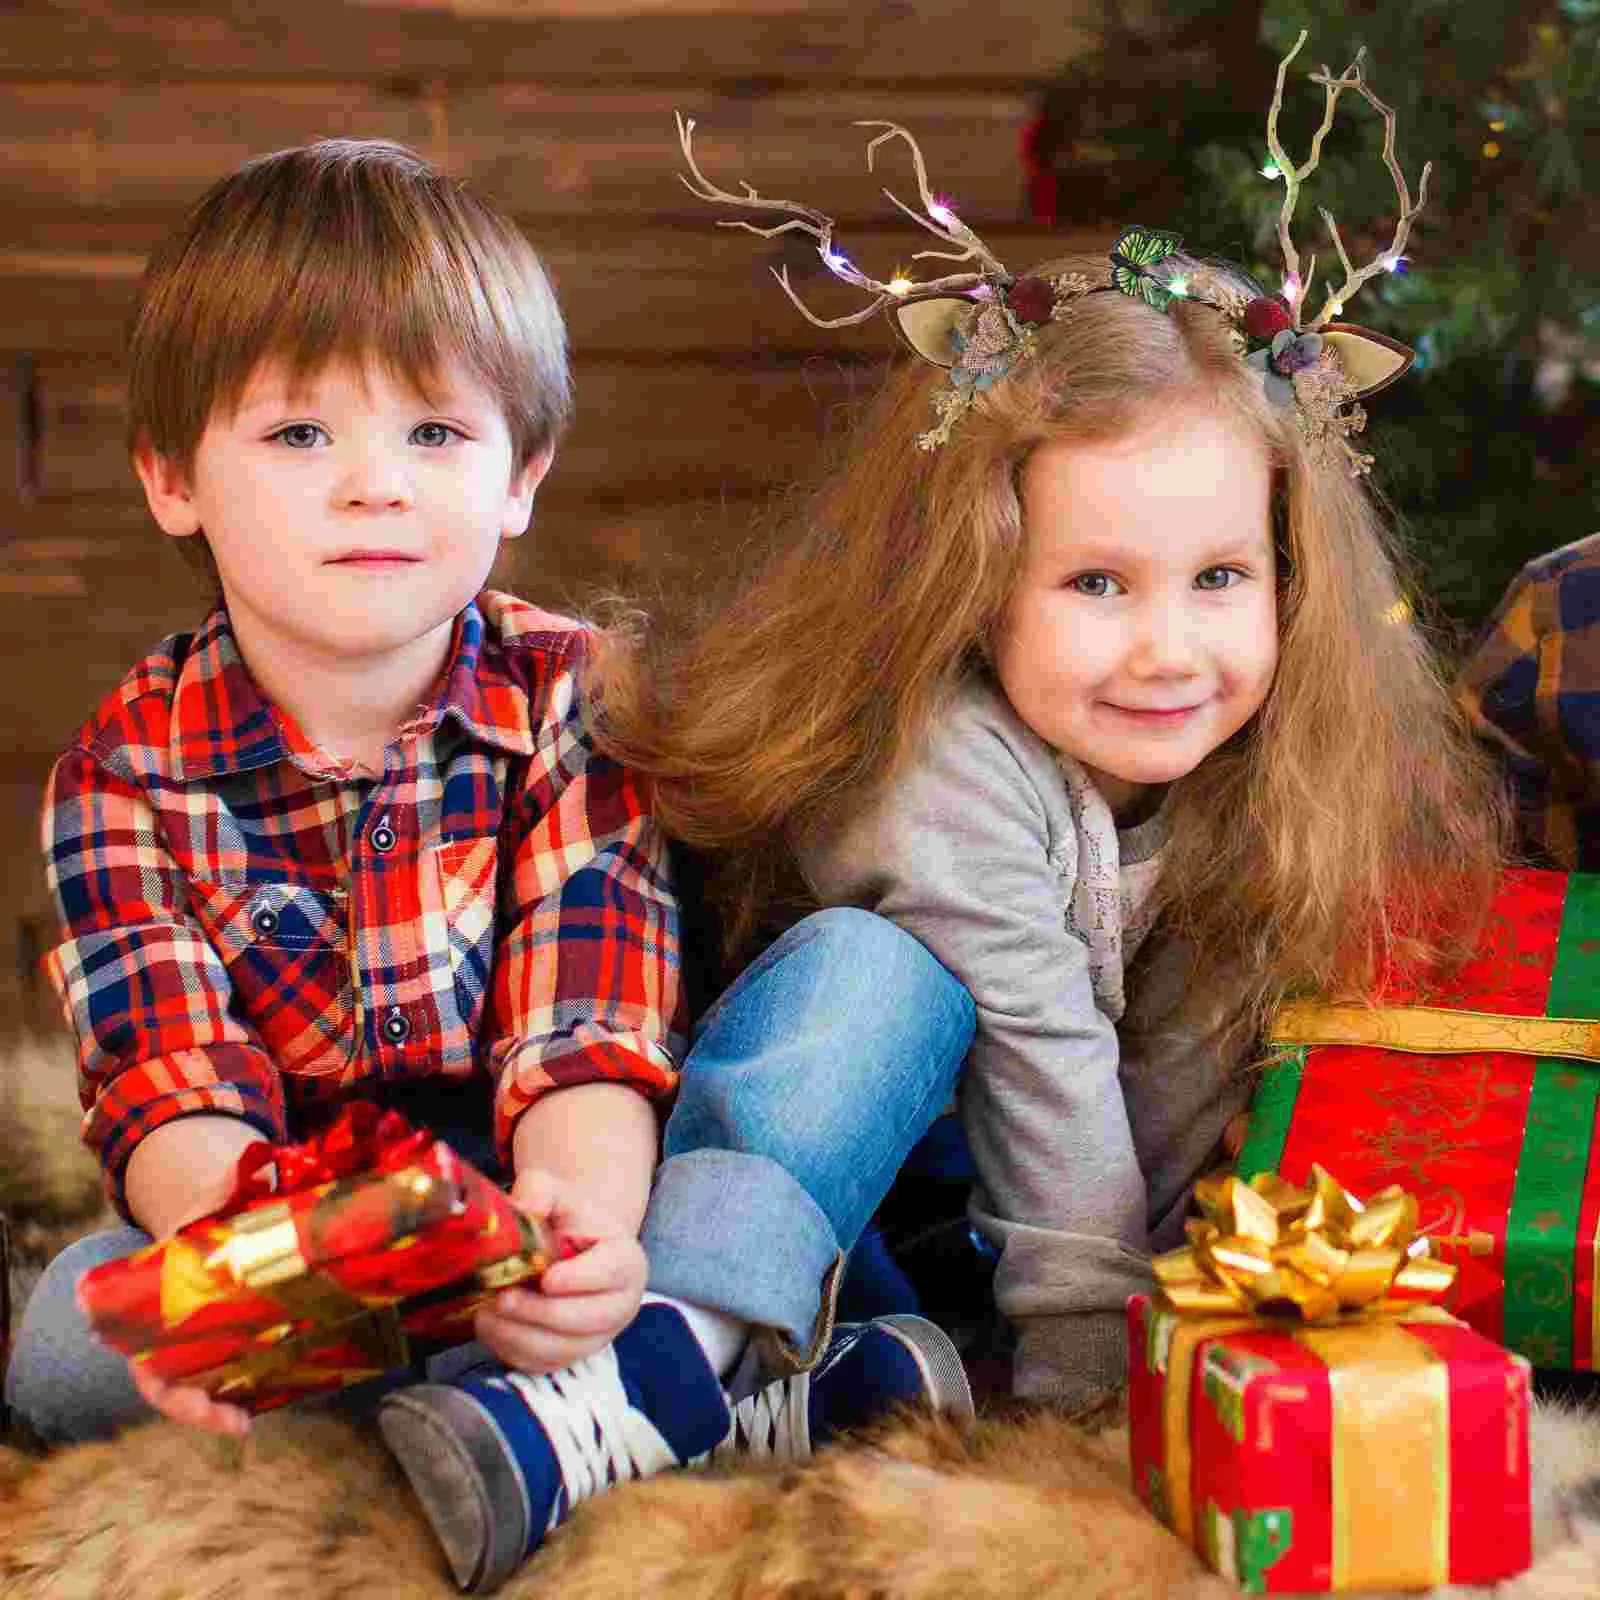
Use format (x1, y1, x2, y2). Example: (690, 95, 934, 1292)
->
(598, 115, 1509, 1405)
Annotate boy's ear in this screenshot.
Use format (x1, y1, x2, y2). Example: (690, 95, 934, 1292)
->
(132, 438, 203, 539)
(502, 445, 555, 539)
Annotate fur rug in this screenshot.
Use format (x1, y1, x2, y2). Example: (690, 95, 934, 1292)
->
(6, 1030, 1600, 1598)
(2, 1398, 1599, 1598)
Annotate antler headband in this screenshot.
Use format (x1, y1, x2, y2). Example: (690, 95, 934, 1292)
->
(678, 30, 1426, 471)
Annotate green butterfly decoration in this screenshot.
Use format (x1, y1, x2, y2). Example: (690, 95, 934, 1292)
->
(1110, 225, 1183, 313)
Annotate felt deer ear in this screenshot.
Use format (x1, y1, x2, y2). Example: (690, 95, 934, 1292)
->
(891, 294, 975, 369)
(1323, 325, 1415, 399)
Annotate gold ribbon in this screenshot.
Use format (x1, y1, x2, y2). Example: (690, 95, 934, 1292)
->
(1296, 1319, 1449, 1588)
(1268, 999, 1600, 1060)
(1153, 1165, 1456, 1321)
(1152, 1168, 1460, 1584)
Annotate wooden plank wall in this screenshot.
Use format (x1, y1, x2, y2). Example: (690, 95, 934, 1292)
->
(0, 0, 1111, 1020)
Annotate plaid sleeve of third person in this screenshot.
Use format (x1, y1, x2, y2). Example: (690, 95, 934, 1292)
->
(1458, 532, 1600, 871)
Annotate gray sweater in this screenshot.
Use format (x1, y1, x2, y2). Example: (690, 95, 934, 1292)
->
(800, 677, 1249, 1404)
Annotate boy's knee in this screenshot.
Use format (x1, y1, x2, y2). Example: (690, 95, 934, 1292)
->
(6, 1226, 151, 1443)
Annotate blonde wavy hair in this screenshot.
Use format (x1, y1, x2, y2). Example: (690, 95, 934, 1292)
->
(597, 250, 1508, 1041)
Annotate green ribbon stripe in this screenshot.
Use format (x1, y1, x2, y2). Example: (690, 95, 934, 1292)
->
(1503, 874, 1600, 1368)
(1236, 1049, 1305, 1185)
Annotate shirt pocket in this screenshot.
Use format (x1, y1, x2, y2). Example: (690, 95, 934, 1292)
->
(424, 835, 499, 1045)
(186, 876, 357, 1078)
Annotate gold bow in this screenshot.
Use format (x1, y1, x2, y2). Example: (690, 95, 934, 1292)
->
(1153, 1165, 1456, 1322)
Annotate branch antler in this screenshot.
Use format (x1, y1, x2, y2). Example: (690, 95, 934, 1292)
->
(1306, 72, 1431, 330)
(854, 121, 1011, 277)
(1262, 31, 1431, 331)
(675, 112, 1003, 330)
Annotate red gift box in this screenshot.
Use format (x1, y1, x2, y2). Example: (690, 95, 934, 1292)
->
(79, 1103, 556, 1412)
(1127, 1294, 1532, 1592)
(1240, 867, 1600, 1370)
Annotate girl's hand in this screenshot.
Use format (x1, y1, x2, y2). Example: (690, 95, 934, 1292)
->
(472, 1167, 648, 1376)
(130, 1359, 251, 1437)
(1222, 1113, 1250, 1160)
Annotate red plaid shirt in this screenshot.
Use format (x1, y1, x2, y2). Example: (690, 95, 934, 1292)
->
(43, 590, 684, 1216)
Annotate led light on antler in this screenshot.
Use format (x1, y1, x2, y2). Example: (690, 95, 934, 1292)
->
(1167, 276, 1190, 298)
(1381, 253, 1408, 274)
(888, 276, 914, 296)
(1260, 160, 1283, 179)
(1283, 273, 1303, 305)
(928, 197, 957, 226)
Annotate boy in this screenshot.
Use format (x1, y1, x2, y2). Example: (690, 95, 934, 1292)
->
(5, 140, 974, 1592)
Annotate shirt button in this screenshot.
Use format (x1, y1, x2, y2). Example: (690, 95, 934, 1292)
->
(251, 906, 279, 936)
(382, 1008, 410, 1044)
(370, 817, 397, 853)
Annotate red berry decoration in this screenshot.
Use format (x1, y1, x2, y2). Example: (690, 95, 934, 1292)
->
(1242, 296, 1294, 340)
(1006, 275, 1056, 326)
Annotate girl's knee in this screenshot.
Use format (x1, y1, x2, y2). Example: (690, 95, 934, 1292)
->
(785, 907, 977, 1038)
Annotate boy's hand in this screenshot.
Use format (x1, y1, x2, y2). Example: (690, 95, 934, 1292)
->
(120, 1115, 267, 1435)
(472, 1167, 648, 1375)
(130, 1359, 252, 1437)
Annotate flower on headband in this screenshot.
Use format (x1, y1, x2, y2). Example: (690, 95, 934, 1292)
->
(1005, 275, 1057, 326)
(1247, 327, 1325, 406)
(1241, 296, 1294, 341)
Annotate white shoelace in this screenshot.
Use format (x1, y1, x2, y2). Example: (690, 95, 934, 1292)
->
(713, 1370, 812, 1465)
(502, 1348, 680, 1533)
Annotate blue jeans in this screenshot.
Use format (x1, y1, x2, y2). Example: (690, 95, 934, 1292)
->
(5, 908, 973, 1442)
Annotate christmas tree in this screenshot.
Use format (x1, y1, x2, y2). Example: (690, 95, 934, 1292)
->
(1028, 0, 1598, 636)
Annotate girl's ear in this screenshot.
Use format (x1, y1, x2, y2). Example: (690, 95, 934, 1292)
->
(891, 294, 975, 369)
(131, 438, 203, 539)
(1323, 325, 1415, 399)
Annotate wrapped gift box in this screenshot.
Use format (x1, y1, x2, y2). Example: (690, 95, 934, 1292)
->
(1128, 1294, 1532, 1592)
(79, 1104, 555, 1412)
(1239, 866, 1600, 1370)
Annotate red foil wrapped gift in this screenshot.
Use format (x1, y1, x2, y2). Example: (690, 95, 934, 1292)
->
(1128, 1169, 1532, 1592)
(1239, 867, 1600, 1370)
(78, 1103, 556, 1412)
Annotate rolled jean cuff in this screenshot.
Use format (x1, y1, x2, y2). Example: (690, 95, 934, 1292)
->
(642, 1147, 839, 1355)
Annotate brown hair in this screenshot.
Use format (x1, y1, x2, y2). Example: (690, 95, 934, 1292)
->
(127, 139, 570, 575)
(598, 251, 1507, 1039)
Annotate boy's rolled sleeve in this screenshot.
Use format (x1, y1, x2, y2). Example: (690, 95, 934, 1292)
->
(487, 668, 685, 1157)
(42, 747, 286, 1216)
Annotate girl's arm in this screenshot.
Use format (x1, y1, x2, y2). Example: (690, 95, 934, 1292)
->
(800, 678, 1152, 1404)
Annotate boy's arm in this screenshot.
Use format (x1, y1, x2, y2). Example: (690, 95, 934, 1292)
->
(510, 1080, 657, 1236)
(486, 649, 686, 1167)
(43, 746, 287, 1227)
(124, 1115, 267, 1240)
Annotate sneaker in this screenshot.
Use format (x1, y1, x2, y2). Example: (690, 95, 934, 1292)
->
(717, 1312, 973, 1464)
(378, 1301, 730, 1593)
(380, 1309, 973, 1593)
